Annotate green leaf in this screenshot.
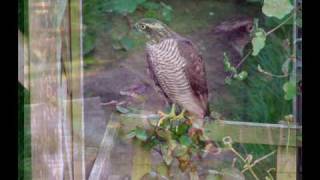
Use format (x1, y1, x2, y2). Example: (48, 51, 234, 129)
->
(144, 9, 158, 19)
(283, 81, 296, 100)
(161, 144, 173, 165)
(234, 71, 248, 81)
(179, 135, 192, 147)
(251, 28, 267, 56)
(173, 144, 188, 157)
(223, 53, 237, 73)
(176, 123, 190, 135)
(135, 128, 148, 141)
(262, 0, 294, 19)
(144, 136, 160, 150)
(116, 105, 130, 114)
(225, 77, 232, 85)
(156, 129, 171, 140)
(120, 36, 134, 51)
(126, 130, 136, 139)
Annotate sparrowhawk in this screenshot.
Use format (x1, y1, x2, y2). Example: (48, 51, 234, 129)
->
(135, 18, 210, 124)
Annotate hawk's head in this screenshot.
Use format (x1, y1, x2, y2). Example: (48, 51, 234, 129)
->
(135, 18, 178, 43)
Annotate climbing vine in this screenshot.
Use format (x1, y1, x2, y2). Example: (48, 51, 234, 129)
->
(223, 0, 300, 101)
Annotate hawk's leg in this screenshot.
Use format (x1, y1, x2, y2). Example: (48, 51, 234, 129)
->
(172, 109, 186, 121)
(157, 104, 187, 126)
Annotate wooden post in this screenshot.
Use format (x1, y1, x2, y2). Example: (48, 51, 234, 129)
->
(276, 147, 297, 180)
(28, 0, 84, 179)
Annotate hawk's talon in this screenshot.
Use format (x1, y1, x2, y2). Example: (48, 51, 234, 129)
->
(156, 104, 179, 126)
(172, 109, 186, 121)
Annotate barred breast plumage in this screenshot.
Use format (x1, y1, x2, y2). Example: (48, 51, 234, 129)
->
(146, 39, 205, 116)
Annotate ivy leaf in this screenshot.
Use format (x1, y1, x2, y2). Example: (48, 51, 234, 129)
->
(135, 128, 148, 141)
(116, 105, 130, 114)
(126, 130, 136, 139)
(223, 53, 237, 73)
(251, 28, 267, 56)
(144, 9, 158, 19)
(224, 77, 232, 85)
(156, 129, 171, 140)
(234, 71, 248, 81)
(161, 144, 173, 165)
(179, 135, 192, 147)
(283, 81, 296, 100)
(144, 136, 160, 150)
(262, 0, 294, 19)
(173, 144, 188, 157)
(176, 123, 190, 135)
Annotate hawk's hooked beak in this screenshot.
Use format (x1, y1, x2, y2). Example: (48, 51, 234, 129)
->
(133, 23, 142, 33)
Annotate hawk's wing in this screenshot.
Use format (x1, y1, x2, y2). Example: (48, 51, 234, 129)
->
(146, 52, 172, 104)
(177, 39, 210, 116)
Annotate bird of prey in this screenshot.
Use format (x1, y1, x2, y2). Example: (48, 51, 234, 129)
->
(135, 18, 210, 126)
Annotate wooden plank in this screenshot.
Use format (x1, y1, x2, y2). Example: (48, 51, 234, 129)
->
(69, 0, 85, 178)
(84, 97, 107, 148)
(276, 146, 297, 180)
(88, 116, 119, 180)
(83, 97, 107, 179)
(204, 120, 302, 147)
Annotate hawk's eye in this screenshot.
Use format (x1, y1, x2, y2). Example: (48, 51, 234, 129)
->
(140, 24, 146, 30)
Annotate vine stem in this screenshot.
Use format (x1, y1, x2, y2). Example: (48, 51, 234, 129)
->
(241, 151, 276, 173)
(229, 147, 259, 180)
(257, 65, 289, 78)
(227, 50, 252, 79)
(266, 12, 295, 36)
(235, 50, 253, 69)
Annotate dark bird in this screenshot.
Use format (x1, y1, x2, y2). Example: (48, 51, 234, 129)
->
(135, 18, 210, 125)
